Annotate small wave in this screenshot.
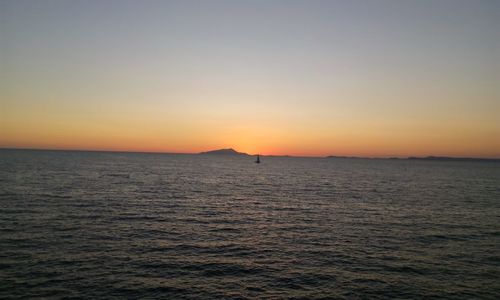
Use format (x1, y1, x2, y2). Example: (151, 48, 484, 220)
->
(277, 273, 337, 289)
(0, 191, 17, 198)
(198, 263, 265, 277)
(385, 265, 429, 275)
(36, 193, 71, 199)
(113, 215, 159, 221)
(100, 173, 130, 178)
(209, 227, 241, 233)
(484, 256, 500, 263)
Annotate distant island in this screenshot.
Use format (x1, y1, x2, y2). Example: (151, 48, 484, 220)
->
(1, 148, 498, 162)
(199, 148, 249, 156)
(326, 155, 500, 162)
(326, 155, 363, 159)
(407, 156, 500, 162)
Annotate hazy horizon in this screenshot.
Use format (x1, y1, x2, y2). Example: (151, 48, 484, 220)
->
(1, 0, 499, 157)
(2, 146, 500, 160)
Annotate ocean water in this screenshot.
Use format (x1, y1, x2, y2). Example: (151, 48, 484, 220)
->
(1, 149, 499, 299)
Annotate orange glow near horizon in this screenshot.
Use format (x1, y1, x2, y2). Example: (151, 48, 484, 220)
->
(1, 1, 499, 158)
(1, 117, 499, 158)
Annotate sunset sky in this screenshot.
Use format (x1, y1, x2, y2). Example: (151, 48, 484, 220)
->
(1, 0, 499, 157)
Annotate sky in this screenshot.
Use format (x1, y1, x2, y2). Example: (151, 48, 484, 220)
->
(1, 0, 499, 157)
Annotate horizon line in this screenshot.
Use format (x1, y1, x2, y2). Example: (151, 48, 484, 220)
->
(1, 147, 499, 160)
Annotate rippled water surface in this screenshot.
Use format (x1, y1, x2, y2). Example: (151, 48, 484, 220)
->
(1, 149, 499, 299)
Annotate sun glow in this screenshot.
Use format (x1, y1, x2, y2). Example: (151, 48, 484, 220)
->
(1, 1, 499, 158)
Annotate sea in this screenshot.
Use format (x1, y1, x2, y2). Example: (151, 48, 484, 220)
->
(1, 149, 499, 299)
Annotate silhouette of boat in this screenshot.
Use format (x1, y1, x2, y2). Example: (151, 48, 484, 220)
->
(255, 154, 260, 164)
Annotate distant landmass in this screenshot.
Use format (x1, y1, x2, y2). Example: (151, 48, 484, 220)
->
(199, 148, 249, 156)
(2, 148, 498, 161)
(407, 156, 500, 162)
(326, 155, 500, 162)
(326, 155, 363, 159)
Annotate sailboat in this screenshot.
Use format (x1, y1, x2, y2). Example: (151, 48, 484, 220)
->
(255, 154, 261, 164)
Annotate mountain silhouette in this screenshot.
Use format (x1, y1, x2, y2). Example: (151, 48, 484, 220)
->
(199, 148, 249, 156)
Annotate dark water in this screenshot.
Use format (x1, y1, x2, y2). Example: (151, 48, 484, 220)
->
(1, 149, 499, 299)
